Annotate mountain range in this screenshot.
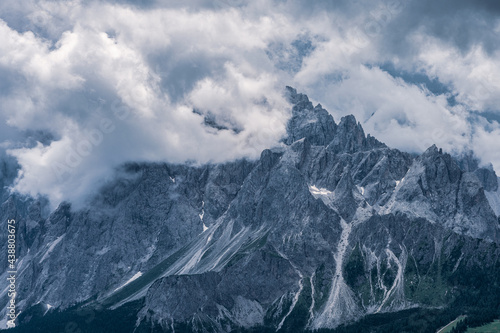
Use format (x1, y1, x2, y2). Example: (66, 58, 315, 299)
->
(1, 87, 500, 332)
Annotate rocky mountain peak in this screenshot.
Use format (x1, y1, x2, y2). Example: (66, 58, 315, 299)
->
(284, 87, 386, 154)
(326, 114, 386, 154)
(284, 86, 311, 106)
(457, 150, 498, 192)
(418, 144, 462, 185)
(284, 86, 337, 146)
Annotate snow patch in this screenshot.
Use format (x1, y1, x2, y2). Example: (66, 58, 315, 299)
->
(199, 201, 208, 232)
(309, 185, 336, 207)
(199, 201, 206, 232)
(113, 272, 143, 292)
(309, 185, 333, 197)
(43, 303, 54, 315)
(395, 176, 405, 188)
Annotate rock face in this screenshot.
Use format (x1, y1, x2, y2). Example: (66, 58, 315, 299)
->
(1, 87, 500, 332)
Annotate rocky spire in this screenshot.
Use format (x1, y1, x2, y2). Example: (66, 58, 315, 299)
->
(284, 86, 337, 146)
(284, 86, 385, 153)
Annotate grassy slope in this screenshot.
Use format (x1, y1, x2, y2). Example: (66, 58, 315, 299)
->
(467, 320, 500, 333)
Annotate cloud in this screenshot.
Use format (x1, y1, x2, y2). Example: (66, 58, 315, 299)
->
(472, 121, 500, 172)
(0, 0, 499, 208)
(409, 36, 500, 112)
(287, 0, 500, 164)
(0, 2, 295, 208)
(379, 0, 500, 57)
(298, 65, 471, 155)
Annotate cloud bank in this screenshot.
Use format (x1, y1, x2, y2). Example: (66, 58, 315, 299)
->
(0, 0, 499, 208)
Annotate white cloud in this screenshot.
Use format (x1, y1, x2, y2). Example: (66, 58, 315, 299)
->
(0, 2, 296, 208)
(1, 0, 500, 208)
(411, 34, 500, 111)
(472, 124, 500, 171)
(297, 65, 471, 155)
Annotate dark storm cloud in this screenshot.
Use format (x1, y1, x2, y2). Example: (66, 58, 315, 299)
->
(380, 0, 500, 56)
(272, 0, 500, 61)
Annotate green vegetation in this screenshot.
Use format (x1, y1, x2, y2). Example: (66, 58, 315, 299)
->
(277, 277, 312, 332)
(437, 315, 467, 333)
(6, 297, 500, 333)
(434, 309, 499, 333)
(6, 300, 144, 333)
(467, 320, 500, 332)
(344, 243, 367, 289)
